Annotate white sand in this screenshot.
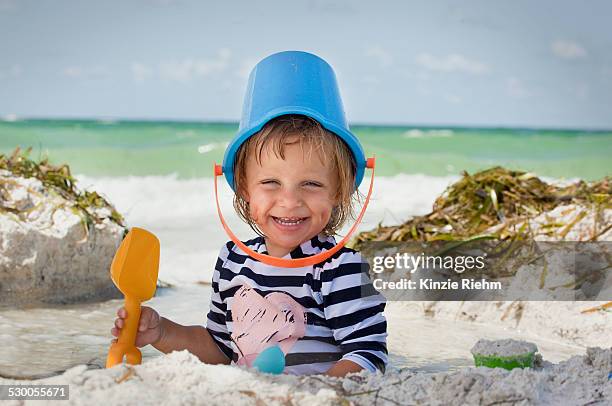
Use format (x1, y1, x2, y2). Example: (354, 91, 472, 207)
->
(1, 299, 610, 405)
(471, 339, 538, 357)
(397, 300, 612, 349)
(0, 347, 610, 405)
(529, 204, 611, 241)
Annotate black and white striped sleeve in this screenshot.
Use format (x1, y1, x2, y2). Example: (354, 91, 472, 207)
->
(205, 243, 233, 361)
(321, 250, 388, 373)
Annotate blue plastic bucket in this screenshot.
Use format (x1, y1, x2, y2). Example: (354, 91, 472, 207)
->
(222, 50, 366, 190)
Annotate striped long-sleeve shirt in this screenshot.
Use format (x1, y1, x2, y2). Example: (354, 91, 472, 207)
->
(205, 233, 388, 375)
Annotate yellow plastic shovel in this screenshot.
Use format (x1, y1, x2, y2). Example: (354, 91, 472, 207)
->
(106, 227, 160, 368)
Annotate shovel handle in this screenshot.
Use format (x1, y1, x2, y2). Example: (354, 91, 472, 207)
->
(106, 296, 143, 368)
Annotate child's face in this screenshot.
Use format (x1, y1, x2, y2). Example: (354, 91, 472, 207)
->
(244, 139, 337, 257)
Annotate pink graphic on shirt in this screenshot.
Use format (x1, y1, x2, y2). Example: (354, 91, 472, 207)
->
(231, 284, 307, 368)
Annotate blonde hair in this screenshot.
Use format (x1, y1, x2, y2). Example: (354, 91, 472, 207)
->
(233, 115, 360, 237)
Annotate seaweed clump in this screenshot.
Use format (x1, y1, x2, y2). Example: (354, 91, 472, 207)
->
(352, 167, 610, 248)
(0, 147, 125, 229)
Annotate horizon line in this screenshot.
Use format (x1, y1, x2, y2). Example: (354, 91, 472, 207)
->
(2, 115, 612, 133)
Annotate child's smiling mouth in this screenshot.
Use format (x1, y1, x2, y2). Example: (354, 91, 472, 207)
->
(271, 216, 309, 229)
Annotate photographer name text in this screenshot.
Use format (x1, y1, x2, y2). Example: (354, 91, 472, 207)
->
(373, 278, 502, 291)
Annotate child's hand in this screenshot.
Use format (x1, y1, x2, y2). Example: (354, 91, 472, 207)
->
(110, 306, 163, 348)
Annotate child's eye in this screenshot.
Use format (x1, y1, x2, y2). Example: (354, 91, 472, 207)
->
(304, 181, 323, 187)
(261, 180, 279, 185)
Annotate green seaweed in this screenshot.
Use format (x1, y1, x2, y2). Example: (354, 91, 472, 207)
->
(0, 147, 125, 230)
(351, 166, 610, 249)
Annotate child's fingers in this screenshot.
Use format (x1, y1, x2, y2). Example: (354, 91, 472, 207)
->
(116, 307, 127, 318)
(114, 318, 124, 329)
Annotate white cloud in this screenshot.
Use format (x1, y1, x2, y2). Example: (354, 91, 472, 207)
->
(506, 77, 530, 98)
(416, 53, 490, 74)
(551, 40, 587, 59)
(159, 60, 194, 82)
(365, 46, 393, 68)
(159, 48, 232, 82)
(131, 62, 154, 83)
(62, 65, 109, 79)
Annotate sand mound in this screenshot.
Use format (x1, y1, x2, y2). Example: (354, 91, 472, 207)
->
(0, 168, 125, 308)
(1, 347, 609, 405)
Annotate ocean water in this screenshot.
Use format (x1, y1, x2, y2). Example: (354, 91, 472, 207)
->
(1, 119, 611, 180)
(1, 119, 610, 378)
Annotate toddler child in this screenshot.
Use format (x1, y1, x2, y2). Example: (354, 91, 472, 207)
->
(111, 51, 388, 377)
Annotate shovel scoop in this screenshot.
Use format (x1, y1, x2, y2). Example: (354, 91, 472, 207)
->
(106, 227, 160, 368)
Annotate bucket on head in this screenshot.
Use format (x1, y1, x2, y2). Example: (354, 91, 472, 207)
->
(222, 50, 366, 191)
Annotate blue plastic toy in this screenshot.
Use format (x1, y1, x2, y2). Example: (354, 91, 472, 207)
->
(252, 345, 286, 374)
(222, 50, 366, 191)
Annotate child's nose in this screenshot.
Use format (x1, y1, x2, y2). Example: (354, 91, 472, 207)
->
(277, 188, 303, 209)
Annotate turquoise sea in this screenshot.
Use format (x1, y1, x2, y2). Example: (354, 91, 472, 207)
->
(1, 119, 611, 180)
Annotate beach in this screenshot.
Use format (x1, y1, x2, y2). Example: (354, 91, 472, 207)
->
(3, 0, 612, 401)
(1, 299, 610, 404)
(1, 120, 611, 404)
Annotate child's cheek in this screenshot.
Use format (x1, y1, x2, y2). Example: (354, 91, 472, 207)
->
(248, 204, 262, 224)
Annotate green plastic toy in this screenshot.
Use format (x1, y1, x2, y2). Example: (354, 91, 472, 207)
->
(473, 352, 536, 370)
(471, 339, 538, 370)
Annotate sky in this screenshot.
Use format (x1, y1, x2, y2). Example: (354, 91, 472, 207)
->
(1, 0, 611, 129)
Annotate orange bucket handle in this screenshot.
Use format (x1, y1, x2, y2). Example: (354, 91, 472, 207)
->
(213, 157, 376, 268)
